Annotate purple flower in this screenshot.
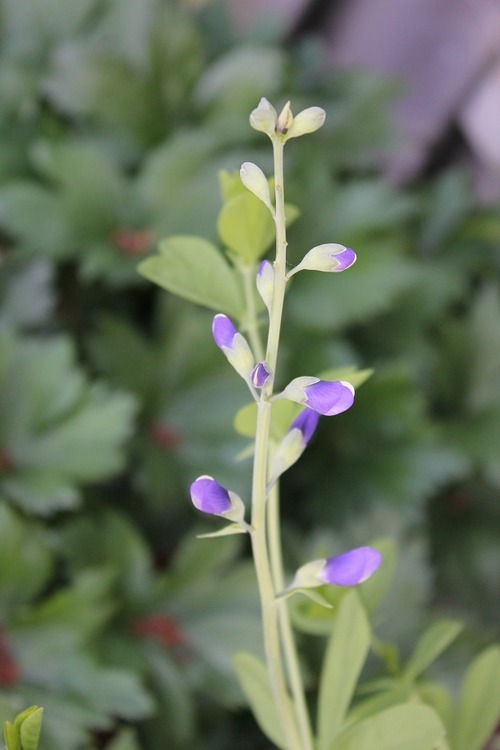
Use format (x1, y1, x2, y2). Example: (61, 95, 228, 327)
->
(268, 409, 319, 487)
(319, 547, 382, 587)
(280, 377, 355, 416)
(251, 361, 272, 388)
(304, 380, 354, 416)
(334, 247, 356, 271)
(287, 243, 357, 279)
(289, 409, 320, 445)
(190, 475, 232, 516)
(212, 314, 238, 350)
(212, 314, 255, 382)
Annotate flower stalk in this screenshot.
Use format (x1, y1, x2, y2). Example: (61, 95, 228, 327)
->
(249, 133, 313, 750)
(191, 98, 382, 750)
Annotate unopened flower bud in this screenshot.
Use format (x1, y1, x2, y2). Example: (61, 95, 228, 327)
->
(212, 314, 255, 382)
(276, 101, 293, 134)
(268, 409, 320, 486)
(250, 97, 277, 137)
(287, 244, 356, 279)
(257, 260, 275, 312)
(190, 475, 245, 523)
(251, 361, 272, 389)
(240, 162, 274, 214)
(286, 106, 326, 139)
(278, 377, 355, 416)
(291, 547, 382, 590)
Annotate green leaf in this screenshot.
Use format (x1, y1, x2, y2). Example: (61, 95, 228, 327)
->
(3, 721, 20, 750)
(3, 707, 43, 750)
(138, 235, 244, 317)
(404, 619, 463, 681)
(18, 707, 43, 750)
(234, 399, 297, 440)
(218, 192, 299, 266)
(232, 652, 287, 749)
(317, 591, 371, 750)
(0, 505, 53, 609)
(330, 704, 445, 750)
(197, 523, 249, 539)
(344, 683, 412, 728)
(218, 192, 275, 265)
(319, 367, 374, 390)
(105, 728, 140, 750)
(452, 646, 500, 750)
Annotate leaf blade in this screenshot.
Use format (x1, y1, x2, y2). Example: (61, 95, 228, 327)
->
(317, 590, 371, 750)
(139, 236, 244, 317)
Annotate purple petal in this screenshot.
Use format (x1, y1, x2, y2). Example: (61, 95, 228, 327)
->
(257, 260, 270, 277)
(320, 547, 382, 586)
(190, 475, 232, 515)
(289, 409, 320, 445)
(212, 314, 237, 350)
(333, 247, 356, 271)
(251, 361, 272, 388)
(304, 380, 354, 416)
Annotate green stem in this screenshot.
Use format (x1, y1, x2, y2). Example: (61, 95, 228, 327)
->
(251, 401, 301, 750)
(267, 485, 314, 750)
(241, 263, 265, 361)
(250, 137, 312, 750)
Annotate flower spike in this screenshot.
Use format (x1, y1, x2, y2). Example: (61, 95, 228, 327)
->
(278, 377, 355, 416)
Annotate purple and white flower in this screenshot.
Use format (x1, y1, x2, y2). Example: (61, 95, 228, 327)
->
(291, 546, 382, 590)
(251, 361, 272, 389)
(319, 547, 382, 586)
(289, 408, 320, 445)
(268, 409, 320, 486)
(190, 475, 245, 523)
(212, 314, 255, 382)
(278, 377, 355, 417)
(287, 244, 356, 279)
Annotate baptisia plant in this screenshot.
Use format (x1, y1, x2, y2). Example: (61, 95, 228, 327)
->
(140, 98, 461, 750)
(187, 99, 384, 750)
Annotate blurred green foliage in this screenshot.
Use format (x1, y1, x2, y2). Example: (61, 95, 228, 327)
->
(0, 0, 499, 747)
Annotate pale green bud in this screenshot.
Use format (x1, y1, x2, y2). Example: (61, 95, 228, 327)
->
(226, 333, 256, 382)
(286, 106, 326, 139)
(249, 97, 277, 137)
(276, 100, 293, 133)
(268, 428, 305, 488)
(290, 559, 326, 589)
(240, 162, 274, 215)
(256, 260, 275, 312)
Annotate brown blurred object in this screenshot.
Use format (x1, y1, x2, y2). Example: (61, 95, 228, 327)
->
(227, 0, 500, 202)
